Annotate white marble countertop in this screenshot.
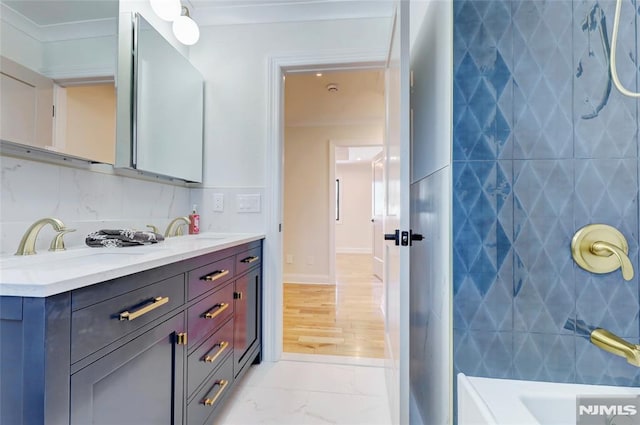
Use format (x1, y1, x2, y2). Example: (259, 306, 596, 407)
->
(0, 232, 265, 297)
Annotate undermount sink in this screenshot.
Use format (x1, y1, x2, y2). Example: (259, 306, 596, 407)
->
(1, 249, 150, 270)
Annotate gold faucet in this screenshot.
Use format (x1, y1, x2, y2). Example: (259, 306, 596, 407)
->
(15, 218, 76, 255)
(164, 216, 190, 237)
(591, 328, 640, 367)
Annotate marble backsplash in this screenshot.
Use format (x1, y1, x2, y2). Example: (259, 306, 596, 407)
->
(1, 155, 192, 255)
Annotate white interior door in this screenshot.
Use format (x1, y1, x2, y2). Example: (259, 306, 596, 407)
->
(383, 2, 410, 424)
(372, 152, 384, 280)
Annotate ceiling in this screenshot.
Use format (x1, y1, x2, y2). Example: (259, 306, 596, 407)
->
(285, 69, 385, 127)
(1, 0, 393, 27)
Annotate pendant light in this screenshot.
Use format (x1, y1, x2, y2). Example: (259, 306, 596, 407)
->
(172, 5, 200, 45)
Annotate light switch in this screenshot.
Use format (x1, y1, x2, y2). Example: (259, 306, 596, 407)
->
(236, 194, 261, 213)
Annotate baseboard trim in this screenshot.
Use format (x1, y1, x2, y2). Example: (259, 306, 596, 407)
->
(283, 274, 332, 285)
(335, 248, 373, 254)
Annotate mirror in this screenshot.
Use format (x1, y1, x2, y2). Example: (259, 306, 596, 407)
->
(116, 13, 203, 183)
(0, 0, 118, 163)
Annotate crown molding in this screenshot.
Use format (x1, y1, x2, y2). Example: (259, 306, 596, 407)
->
(192, 1, 394, 26)
(1, 3, 116, 42)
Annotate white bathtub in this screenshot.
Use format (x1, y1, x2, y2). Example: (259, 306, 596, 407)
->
(458, 373, 640, 425)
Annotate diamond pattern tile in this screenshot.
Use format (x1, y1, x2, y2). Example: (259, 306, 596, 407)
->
(513, 160, 575, 333)
(452, 0, 639, 387)
(454, 329, 514, 378)
(513, 333, 576, 383)
(574, 0, 638, 158)
(453, 161, 513, 331)
(453, 0, 512, 160)
(574, 160, 639, 338)
(512, 1, 573, 159)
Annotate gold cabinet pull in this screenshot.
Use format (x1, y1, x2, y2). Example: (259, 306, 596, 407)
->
(204, 302, 229, 319)
(240, 255, 259, 264)
(176, 332, 188, 345)
(119, 296, 169, 321)
(234, 291, 243, 300)
(203, 341, 229, 364)
(202, 380, 228, 406)
(201, 269, 230, 282)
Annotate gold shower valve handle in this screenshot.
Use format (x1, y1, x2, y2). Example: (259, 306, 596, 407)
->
(591, 241, 634, 281)
(571, 224, 634, 281)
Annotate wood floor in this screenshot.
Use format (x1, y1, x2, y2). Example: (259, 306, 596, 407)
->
(283, 254, 385, 358)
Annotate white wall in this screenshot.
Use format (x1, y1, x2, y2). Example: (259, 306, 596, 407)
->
(335, 161, 373, 254)
(188, 18, 390, 234)
(283, 126, 382, 283)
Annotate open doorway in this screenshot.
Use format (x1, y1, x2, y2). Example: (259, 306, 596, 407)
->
(281, 69, 385, 361)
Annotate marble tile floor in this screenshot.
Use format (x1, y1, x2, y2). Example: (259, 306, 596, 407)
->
(216, 357, 391, 424)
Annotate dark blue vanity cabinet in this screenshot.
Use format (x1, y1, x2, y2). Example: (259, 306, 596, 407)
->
(0, 239, 262, 425)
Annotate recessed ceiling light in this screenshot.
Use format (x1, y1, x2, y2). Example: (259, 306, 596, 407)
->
(316, 73, 323, 77)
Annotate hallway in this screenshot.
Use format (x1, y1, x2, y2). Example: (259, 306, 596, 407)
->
(283, 253, 385, 358)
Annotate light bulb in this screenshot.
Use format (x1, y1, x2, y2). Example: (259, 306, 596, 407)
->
(172, 15, 200, 45)
(150, 0, 181, 21)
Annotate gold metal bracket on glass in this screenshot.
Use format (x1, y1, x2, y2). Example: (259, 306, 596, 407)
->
(202, 380, 228, 406)
(119, 296, 169, 321)
(204, 302, 229, 319)
(571, 224, 634, 281)
(591, 328, 640, 367)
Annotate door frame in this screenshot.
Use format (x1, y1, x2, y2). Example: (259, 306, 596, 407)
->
(262, 49, 387, 364)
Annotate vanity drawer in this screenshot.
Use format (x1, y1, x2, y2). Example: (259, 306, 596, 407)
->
(236, 246, 261, 276)
(71, 274, 184, 363)
(187, 282, 234, 349)
(187, 354, 234, 425)
(187, 255, 235, 301)
(187, 318, 234, 398)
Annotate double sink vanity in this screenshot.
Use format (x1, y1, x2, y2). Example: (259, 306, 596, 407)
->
(0, 232, 264, 425)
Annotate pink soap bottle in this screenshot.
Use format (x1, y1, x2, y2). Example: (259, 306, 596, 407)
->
(189, 204, 200, 234)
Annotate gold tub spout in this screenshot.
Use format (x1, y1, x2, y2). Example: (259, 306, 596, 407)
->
(590, 328, 640, 367)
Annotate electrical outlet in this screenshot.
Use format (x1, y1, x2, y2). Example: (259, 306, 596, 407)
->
(286, 254, 293, 264)
(212, 193, 224, 212)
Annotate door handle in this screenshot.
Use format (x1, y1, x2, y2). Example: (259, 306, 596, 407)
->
(384, 230, 400, 245)
(384, 230, 424, 246)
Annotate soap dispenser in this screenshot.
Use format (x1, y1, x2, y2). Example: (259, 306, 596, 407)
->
(189, 204, 200, 234)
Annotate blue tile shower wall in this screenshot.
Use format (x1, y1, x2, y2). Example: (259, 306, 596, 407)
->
(453, 0, 640, 386)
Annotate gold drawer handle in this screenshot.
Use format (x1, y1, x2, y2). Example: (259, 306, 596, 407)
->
(203, 341, 229, 364)
(204, 302, 229, 319)
(119, 296, 169, 321)
(240, 256, 259, 264)
(201, 269, 230, 282)
(202, 379, 228, 406)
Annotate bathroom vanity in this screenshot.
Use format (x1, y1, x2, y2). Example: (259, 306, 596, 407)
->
(0, 234, 263, 425)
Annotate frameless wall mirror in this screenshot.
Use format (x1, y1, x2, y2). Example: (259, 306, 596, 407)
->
(0, 0, 118, 163)
(116, 12, 204, 183)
